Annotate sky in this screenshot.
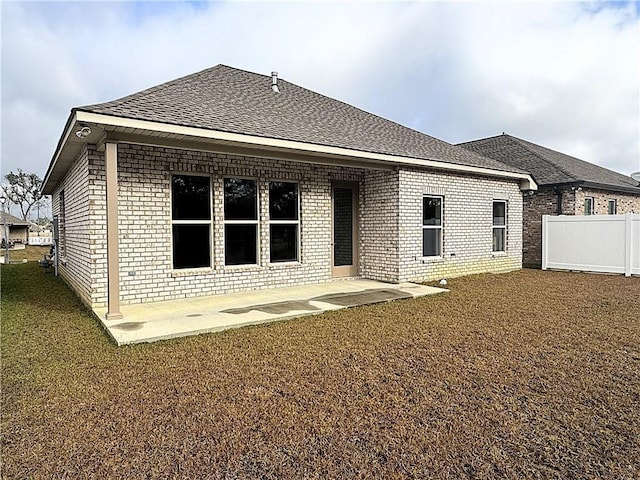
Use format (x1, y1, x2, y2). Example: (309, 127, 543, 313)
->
(2, 0, 639, 196)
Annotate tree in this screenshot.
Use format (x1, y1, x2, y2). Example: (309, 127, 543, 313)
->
(1, 169, 44, 221)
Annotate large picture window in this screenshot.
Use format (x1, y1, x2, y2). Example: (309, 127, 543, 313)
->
(224, 178, 258, 265)
(171, 175, 211, 269)
(422, 196, 442, 257)
(492, 201, 506, 252)
(269, 182, 299, 262)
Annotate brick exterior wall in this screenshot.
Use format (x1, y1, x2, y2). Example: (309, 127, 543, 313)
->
(52, 147, 93, 306)
(360, 169, 400, 282)
(522, 186, 640, 267)
(92, 144, 367, 306)
(572, 188, 640, 216)
(55, 143, 526, 308)
(397, 168, 523, 282)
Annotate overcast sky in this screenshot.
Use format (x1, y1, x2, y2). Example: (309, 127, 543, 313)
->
(2, 0, 639, 188)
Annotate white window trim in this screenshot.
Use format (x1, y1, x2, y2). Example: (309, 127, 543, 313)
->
(492, 200, 507, 253)
(170, 173, 213, 270)
(608, 199, 617, 215)
(584, 196, 595, 215)
(268, 181, 301, 265)
(421, 195, 443, 259)
(58, 189, 66, 259)
(223, 177, 259, 267)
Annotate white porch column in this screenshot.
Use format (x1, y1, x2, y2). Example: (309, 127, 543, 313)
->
(105, 142, 123, 320)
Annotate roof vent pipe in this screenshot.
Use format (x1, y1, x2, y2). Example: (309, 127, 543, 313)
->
(271, 71, 280, 93)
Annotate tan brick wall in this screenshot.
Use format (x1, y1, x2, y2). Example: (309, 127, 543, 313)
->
(573, 188, 640, 215)
(397, 168, 523, 282)
(91, 144, 368, 306)
(58, 143, 527, 308)
(360, 169, 400, 282)
(52, 147, 93, 306)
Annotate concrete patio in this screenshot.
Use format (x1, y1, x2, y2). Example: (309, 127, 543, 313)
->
(93, 279, 447, 345)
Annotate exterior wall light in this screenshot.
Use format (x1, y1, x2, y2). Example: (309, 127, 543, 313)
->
(75, 125, 91, 138)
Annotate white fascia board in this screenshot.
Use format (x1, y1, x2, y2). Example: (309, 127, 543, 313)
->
(75, 111, 538, 190)
(42, 111, 79, 192)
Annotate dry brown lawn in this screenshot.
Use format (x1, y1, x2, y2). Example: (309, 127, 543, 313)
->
(2, 261, 639, 479)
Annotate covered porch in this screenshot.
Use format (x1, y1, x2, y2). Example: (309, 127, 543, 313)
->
(94, 279, 447, 345)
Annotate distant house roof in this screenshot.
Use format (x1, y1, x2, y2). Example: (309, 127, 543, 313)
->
(458, 134, 640, 194)
(0, 212, 30, 226)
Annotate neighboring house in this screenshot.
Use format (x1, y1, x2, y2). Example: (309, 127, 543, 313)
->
(459, 134, 640, 266)
(42, 65, 536, 320)
(0, 212, 30, 244)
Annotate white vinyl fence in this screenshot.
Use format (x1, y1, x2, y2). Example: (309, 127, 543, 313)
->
(28, 236, 53, 246)
(542, 213, 640, 276)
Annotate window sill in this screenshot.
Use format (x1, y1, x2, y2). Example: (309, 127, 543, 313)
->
(171, 267, 214, 277)
(267, 261, 301, 268)
(419, 256, 444, 263)
(223, 264, 261, 272)
(491, 251, 508, 257)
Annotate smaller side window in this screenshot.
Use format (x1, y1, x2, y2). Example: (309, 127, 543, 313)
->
(608, 199, 617, 215)
(492, 201, 506, 252)
(58, 190, 66, 256)
(422, 196, 443, 257)
(584, 197, 594, 215)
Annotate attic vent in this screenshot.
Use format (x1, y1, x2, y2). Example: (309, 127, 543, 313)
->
(271, 71, 280, 93)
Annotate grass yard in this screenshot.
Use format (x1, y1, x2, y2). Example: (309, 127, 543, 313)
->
(2, 258, 639, 479)
(5, 244, 50, 263)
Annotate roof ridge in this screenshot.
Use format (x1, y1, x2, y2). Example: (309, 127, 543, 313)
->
(504, 134, 579, 182)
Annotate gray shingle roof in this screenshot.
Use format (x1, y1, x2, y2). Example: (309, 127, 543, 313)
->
(78, 65, 526, 175)
(458, 134, 640, 192)
(0, 212, 30, 225)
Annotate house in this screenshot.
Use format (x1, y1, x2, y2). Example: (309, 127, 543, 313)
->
(459, 134, 640, 266)
(0, 211, 30, 245)
(41, 65, 536, 320)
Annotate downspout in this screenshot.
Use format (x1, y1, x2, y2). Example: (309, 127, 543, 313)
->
(556, 189, 562, 215)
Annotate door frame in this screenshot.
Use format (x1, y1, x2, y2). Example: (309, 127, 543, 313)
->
(331, 181, 359, 277)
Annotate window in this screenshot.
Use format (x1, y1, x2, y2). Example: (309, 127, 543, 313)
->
(584, 197, 594, 215)
(269, 182, 299, 262)
(224, 178, 258, 265)
(608, 199, 617, 215)
(492, 201, 506, 252)
(58, 190, 66, 256)
(171, 175, 211, 269)
(422, 196, 442, 257)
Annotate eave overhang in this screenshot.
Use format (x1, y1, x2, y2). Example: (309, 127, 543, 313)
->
(540, 180, 640, 196)
(42, 111, 538, 194)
